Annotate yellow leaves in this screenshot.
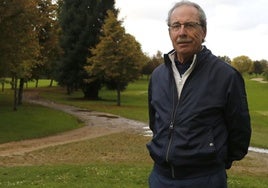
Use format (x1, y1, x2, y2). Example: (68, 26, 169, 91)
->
(86, 9, 147, 87)
(0, 0, 57, 78)
(231, 55, 253, 74)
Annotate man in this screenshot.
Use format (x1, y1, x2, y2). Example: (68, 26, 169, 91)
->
(147, 1, 251, 187)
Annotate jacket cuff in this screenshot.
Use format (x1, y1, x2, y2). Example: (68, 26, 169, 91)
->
(225, 161, 233, 169)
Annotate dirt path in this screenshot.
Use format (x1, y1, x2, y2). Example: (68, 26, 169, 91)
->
(0, 92, 148, 157)
(251, 77, 268, 83)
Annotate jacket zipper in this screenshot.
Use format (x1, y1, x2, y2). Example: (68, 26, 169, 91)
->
(164, 53, 197, 178)
(166, 121, 175, 178)
(166, 121, 174, 162)
(165, 78, 180, 178)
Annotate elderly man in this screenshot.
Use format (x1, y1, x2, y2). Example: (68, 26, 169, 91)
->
(147, 1, 251, 187)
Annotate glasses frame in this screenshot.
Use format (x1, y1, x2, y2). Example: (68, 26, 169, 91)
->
(169, 22, 202, 32)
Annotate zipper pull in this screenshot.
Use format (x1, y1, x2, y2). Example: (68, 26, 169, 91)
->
(169, 122, 174, 138)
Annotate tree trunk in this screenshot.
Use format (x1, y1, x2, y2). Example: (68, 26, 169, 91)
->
(13, 77, 18, 111)
(49, 79, 54, 87)
(116, 84, 121, 106)
(11, 77, 15, 89)
(1, 82, 4, 92)
(66, 85, 72, 95)
(83, 81, 101, 100)
(35, 79, 39, 88)
(18, 78, 24, 105)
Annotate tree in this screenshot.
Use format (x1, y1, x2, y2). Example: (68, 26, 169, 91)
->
(218, 55, 231, 64)
(260, 60, 268, 81)
(0, 0, 41, 110)
(231, 55, 253, 74)
(142, 51, 163, 79)
(264, 66, 268, 81)
(251, 59, 268, 75)
(31, 0, 61, 87)
(87, 10, 147, 106)
(0, 0, 39, 77)
(57, 0, 115, 97)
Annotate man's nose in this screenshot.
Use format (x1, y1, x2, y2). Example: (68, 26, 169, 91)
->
(178, 25, 187, 35)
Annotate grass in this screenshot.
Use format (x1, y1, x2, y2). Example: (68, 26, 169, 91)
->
(0, 103, 83, 144)
(0, 85, 83, 144)
(228, 174, 268, 188)
(1, 78, 57, 90)
(245, 78, 268, 148)
(0, 133, 152, 187)
(39, 78, 149, 122)
(0, 77, 268, 187)
(1, 164, 267, 188)
(0, 133, 267, 187)
(0, 164, 151, 188)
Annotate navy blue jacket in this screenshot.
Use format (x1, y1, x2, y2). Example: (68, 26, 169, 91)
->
(147, 47, 251, 179)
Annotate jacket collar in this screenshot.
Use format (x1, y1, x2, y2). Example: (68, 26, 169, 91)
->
(164, 46, 211, 68)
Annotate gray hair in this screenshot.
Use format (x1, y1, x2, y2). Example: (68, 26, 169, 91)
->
(167, 0, 207, 31)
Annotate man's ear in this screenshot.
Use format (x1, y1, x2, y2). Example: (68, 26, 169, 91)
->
(202, 28, 207, 42)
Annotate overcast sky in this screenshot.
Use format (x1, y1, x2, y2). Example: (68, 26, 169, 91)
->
(115, 0, 268, 60)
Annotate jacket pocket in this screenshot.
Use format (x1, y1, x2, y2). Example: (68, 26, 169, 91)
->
(170, 126, 218, 166)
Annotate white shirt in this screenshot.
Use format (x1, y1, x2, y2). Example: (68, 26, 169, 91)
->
(168, 52, 197, 99)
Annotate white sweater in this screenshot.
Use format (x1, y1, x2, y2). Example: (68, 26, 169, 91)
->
(168, 52, 197, 99)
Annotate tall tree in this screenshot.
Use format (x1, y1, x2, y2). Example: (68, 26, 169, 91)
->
(87, 10, 147, 106)
(31, 0, 61, 87)
(0, 0, 41, 110)
(57, 0, 115, 97)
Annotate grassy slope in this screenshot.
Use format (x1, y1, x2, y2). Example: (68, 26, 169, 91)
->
(245, 79, 268, 148)
(0, 84, 83, 144)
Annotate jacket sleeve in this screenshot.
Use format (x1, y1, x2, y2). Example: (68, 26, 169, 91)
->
(148, 77, 155, 132)
(224, 71, 251, 169)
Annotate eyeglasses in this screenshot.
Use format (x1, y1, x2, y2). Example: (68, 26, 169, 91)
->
(169, 22, 202, 32)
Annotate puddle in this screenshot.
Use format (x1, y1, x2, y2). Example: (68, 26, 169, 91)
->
(97, 114, 119, 119)
(74, 109, 92, 112)
(249, 147, 268, 154)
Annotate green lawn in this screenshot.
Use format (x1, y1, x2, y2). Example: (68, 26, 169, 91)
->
(0, 133, 267, 187)
(0, 164, 151, 188)
(245, 78, 268, 148)
(0, 87, 83, 144)
(39, 78, 149, 122)
(1, 164, 267, 188)
(1, 78, 57, 90)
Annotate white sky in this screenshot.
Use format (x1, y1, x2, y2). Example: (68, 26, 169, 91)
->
(115, 0, 268, 60)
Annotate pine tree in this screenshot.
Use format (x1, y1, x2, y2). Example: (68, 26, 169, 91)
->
(58, 0, 115, 98)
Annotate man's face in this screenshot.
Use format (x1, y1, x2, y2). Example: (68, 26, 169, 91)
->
(169, 5, 206, 61)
